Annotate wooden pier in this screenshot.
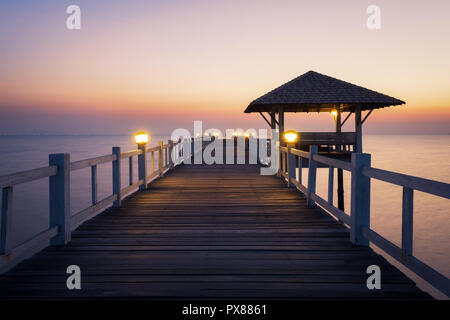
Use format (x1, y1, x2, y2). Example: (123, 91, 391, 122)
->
(0, 137, 448, 299)
(0, 162, 431, 298)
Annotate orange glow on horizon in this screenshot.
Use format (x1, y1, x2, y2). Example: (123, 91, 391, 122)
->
(1, 1, 449, 134)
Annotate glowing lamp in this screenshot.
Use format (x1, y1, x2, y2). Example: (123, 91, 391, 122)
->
(331, 110, 338, 118)
(134, 132, 149, 146)
(283, 130, 298, 144)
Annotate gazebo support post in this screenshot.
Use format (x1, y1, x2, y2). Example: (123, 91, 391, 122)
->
(355, 107, 363, 153)
(278, 107, 285, 177)
(278, 106, 284, 146)
(270, 112, 276, 130)
(336, 107, 345, 213)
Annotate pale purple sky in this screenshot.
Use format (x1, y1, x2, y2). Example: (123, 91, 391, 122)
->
(1, 0, 449, 134)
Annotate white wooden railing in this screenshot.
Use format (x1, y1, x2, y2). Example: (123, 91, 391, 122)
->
(278, 145, 450, 296)
(0, 138, 200, 273)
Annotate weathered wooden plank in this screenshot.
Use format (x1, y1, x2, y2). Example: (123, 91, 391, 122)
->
(0, 163, 429, 299)
(0, 282, 428, 299)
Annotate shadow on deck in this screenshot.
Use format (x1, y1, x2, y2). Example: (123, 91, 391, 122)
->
(0, 164, 430, 298)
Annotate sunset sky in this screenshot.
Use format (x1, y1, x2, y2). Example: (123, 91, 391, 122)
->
(1, 0, 449, 135)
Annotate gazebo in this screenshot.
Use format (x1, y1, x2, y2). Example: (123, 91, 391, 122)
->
(245, 70, 405, 153)
(245, 70, 405, 211)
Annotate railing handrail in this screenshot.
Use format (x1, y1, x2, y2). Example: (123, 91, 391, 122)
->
(285, 146, 450, 195)
(70, 154, 116, 171)
(0, 137, 200, 274)
(362, 166, 450, 199)
(120, 149, 142, 159)
(146, 146, 160, 153)
(0, 166, 58, 188)
(279, 145, 450, 296)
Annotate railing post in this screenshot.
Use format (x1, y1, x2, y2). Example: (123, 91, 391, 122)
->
(297, 153, 303, 184)
(401, 187, 414, 256)
(159, 141, 164, 177)
(129, 157, 133, 186)
(1, 187, 13, 254)
(112, 147, 121, 207)
(280, 151, 286, 177)
(49, 153, 70, 245)
(328, 166, 334, 205)
(287, 146, 296, 188)
(191, 138, 195, 163)
(91, 165, 97, 205)
(168, 140, 174, 169)
(350, 153, 371, 246)
(151, 151, 155, 173)
(138, 144, 147, 190)
(307, 145, 318, 207)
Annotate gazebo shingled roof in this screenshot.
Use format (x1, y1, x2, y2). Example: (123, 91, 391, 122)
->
(244, 71, 405, 113)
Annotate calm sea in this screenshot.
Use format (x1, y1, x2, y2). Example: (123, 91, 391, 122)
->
(0, 134, 448, 298)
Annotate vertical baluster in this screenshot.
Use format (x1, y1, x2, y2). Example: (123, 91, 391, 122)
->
(174, 142, 178, 165)
(287, 146, 296, 188)
(1, 186, 13, 254)
(91, 165, 97, 205)
(158, 141, 164, 177)
(151, 151, 155, 174)
(168, 140, 174, 169)
(298, 154, 302, 185)
(402, 187, 414, 256)
(191, 138, 195, 164)
(129, 156, 133, 186)
(164, 145, 168, 167)
(307, 146, 318, 208)
(328, 166, 334, 205)
(112, 147, 121, 207)
(137, 144, 147, 190)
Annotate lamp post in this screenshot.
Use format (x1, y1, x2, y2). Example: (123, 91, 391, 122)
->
(134, 132, 149, 190)
(283, 130, 298, 187)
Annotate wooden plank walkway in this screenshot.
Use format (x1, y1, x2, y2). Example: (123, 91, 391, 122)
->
(0, 164, 430, 298)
